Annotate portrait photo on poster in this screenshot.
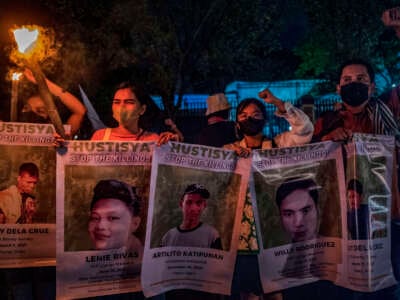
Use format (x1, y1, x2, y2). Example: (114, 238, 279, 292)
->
(255, 160, 342, 249)
(150, 164, 241, 251)
(346, 154, 390, 240)
(0, 145, 56, 224)
(63, 164, 151, 254)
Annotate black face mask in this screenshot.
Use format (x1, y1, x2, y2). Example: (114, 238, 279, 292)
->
(19, 111, 50, 124)
(340, 82, 369, 107)
(238, 117, 265, 136)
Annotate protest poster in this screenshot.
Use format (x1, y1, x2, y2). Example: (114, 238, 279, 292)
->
(0, 122, 56, 268)
(56, 140, 154, 299)
(141, 142, 250, 297)
(252, 141, 346, 293)
(339, 133, 397, 291)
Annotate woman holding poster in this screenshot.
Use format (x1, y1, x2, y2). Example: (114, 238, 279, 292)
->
(225, 89, 313, 300)
(90, 81, 181, 144)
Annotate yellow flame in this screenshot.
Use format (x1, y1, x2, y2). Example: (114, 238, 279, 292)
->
(12, 72, 22, 81)
(13, 27, 39, 53)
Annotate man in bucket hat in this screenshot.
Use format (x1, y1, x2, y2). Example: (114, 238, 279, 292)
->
(196, 93, 238, 147)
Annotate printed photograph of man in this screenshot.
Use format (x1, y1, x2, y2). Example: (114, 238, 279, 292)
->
(276, 177, 319, 243)
(347, 179, 370, 240)
(160, 184, 222, 249)
(0, 162, 39, 223)
(88, 179, 142, 254)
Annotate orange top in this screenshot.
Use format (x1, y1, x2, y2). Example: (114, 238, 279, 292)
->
(91, 128, 159, 141)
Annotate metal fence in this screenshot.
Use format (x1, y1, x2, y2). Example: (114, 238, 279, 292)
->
(94, 95, 340, 141)
(176, 97, 340, 138)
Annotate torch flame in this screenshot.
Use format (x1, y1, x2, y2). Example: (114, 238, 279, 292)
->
(13, 27, 39, 53)
(12, 72, 22, 81)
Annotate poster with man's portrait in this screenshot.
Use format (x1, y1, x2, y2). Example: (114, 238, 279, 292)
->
(341, 134, 397, 292)
(142, 142, 250, 297)
(56, 140, 154, 299)
(0, 122, 56, 268)
(252, 141, 346, 293)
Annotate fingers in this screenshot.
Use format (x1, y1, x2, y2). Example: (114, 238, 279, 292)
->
(258, 88, 271, 99)
(157, 132, 178, 146)
(53, 133, 66, 148)
(234, 145, 251, 158)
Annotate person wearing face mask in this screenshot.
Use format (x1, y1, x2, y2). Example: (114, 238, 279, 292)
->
(91, 82, 160, 141)
(308, 58, 400, 300)
(91, 81, 181, 144)
(225, 89, 313, 155)
(312, 58, 399, 143)
(224, 90, 313, 300)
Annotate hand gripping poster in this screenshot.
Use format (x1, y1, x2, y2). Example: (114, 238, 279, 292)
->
(141, 142, 250, 297)
(56, 140, 154, 299)
(0, 122, 57, 268)
(252, 141, 346, 293)
(339, 133, 397, 291)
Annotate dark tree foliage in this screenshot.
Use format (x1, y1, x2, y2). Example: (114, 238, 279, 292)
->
(2, 0, 399, 123)
(0, 0, 289, 121)
(294, 0, 400, 94)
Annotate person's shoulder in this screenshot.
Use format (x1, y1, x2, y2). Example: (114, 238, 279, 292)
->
(315, 110, 339, 121)
(90, 128, 107, 140)
(0, 185, 16, 196)
(160, 227, 178, 246)
(201, 223, 219, 234)
(141, 131, 159, 142)
(223, 139, 240, 150)
(162, 226, 177, 237)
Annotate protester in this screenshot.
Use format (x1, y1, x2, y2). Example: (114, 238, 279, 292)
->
(160, 184, 222, 249)
(313, 58, 399, 142)
(195, 93, 238, 147)
(91, 81, 180, 145)
(226, 89, 313, 155)
(0, 162, 39, 223)
(21, 68, 86, 137)
(89, 179, 142, 255)
(225, 89, 313, 300)
(308, 58, 399, 300)
(276, 177, 320, 243)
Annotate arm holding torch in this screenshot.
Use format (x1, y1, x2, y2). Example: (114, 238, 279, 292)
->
(24, 69, 86, 136)
(25, 61, 67, 139)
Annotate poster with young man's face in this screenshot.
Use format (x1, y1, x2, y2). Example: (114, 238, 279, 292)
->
(142, 142, 250, 298)
(57, 140, 154, 299)
(252, 142, 346, 294)
(0, 122, 56, 268)
(342, 133, 397, 292)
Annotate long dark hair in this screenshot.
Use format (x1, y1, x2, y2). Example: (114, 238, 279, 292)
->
(236, 98, 267, 122)
(114, 82, 161, 131)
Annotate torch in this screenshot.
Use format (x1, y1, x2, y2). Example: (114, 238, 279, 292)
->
(10, 72, 22, 122)
(12, 26, 67, 138)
